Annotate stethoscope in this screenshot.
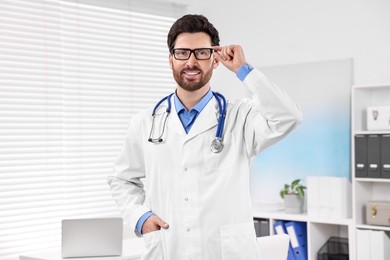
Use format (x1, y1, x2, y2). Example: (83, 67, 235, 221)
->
(148, 91, 227, 153)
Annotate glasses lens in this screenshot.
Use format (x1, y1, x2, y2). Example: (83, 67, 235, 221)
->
(173, 49, 191, 60)
(194, 49, 212, 60)
(173, 48, 213, 60)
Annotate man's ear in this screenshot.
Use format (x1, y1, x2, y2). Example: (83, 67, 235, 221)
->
(169, 53, 173, 69)
(213, 56, 219, 69)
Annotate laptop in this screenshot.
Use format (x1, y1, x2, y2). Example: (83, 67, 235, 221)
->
(62, 217, 123, 258)
(257, 234, 290, 260)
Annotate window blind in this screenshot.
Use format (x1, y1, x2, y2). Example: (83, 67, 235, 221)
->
(0, 0, 182, 259)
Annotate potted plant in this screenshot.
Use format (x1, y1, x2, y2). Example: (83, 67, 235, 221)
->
(280, 179, 306, 214)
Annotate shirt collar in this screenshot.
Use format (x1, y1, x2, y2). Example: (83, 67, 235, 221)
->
(174, 89, 213, 114)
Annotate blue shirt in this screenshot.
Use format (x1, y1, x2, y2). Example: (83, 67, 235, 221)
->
(174, 89, 214, 133)
(135, 63, 253, 234)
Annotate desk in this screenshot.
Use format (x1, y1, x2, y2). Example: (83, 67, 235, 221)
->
(19, 239, 146, 260)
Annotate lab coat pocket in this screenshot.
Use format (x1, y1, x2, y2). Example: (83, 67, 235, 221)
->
(203, 133, 238, 171)
(220, 222, 261, 260)
(142, 230, 164, 260)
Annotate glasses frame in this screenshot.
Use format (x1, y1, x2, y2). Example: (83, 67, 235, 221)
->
(171, 48, 214, 60)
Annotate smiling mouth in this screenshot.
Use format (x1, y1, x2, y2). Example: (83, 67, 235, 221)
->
(181, 70, 201, 81)
(183, 70, 201, 76)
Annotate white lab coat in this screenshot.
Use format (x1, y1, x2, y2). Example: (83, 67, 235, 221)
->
(108, 69, 302, 260)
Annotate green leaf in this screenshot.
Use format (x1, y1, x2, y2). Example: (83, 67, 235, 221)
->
(280, 179, 306, 200)
(297, 188, 304, 199)
(291, 179, 300, 189)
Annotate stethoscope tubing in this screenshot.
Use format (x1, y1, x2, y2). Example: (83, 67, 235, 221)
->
(213, 92, 226, 139)
(149, 91, 227, 151)
(152, 93, 174, 116)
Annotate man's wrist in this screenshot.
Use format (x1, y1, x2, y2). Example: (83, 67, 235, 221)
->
(236, 63, 254, 81)
(135, 211, 153, 234)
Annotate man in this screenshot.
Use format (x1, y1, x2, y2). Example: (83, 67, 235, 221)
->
(108, 14, 302, 260)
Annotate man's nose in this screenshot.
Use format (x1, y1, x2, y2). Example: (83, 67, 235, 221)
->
(186, 52, 198, 66)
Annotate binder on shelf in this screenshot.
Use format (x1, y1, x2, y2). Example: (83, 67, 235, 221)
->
(356, 229, 390, 260)
(285, 221, 307, 260)
(355, 135, 367, 178)
(367, 135, 381, 178)
(254, 218, 270, 237)
(259, 219, 270, 237)
(273, 221, 295, 260)
(370, 230, 390, 260)
(356, 229, 370, 260)
(254, 219, 261, 237)
(381, 135, 390, 178)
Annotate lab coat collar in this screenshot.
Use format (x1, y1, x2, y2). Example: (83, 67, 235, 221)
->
(169, 95, 187, 137)
(185, 95, 218, 142)
(168, 94, 219, 140)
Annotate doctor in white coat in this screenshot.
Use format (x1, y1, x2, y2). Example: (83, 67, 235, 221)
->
(108, 14, 302, 260)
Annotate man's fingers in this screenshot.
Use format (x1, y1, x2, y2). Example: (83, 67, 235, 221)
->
(225, 47, 234, 57)
(153, 215, 169, 229)
(213, 51, 224, 61)
(222, 48, 232, 61)
(154, 215, 169, 229)
(213, 46, 234, 61)
(142, 215, 169, 234)
(212, 45, 246, 72)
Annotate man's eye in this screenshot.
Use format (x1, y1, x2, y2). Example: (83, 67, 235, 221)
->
(176, 50, 188, 56)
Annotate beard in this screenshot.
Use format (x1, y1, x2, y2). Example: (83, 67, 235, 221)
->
(172, 64, 213, 92)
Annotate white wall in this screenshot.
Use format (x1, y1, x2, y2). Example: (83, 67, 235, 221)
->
(183, 1, 389, 204)
(187, 0, 390, 89)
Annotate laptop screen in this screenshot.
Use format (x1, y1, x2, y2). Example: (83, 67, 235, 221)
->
(62, 217, 123, 258)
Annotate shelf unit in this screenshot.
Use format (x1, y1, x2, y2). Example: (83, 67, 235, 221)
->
(253, 83, 390, 260)
(253, 210, 353, 260)
(351, 84, 390, 259)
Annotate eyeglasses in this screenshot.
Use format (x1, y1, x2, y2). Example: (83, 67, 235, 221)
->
(171, 48, 214, 60)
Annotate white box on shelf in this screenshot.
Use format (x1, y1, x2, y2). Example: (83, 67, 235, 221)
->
(367, 106, 390, 131)
(356, 229, 370, 260)
(370, 230, 390, 260)
(318, 176, 331, 218)
(329, 177, 351, 219)
(307, 176, 320, 217)
(307, 176, 351, 219)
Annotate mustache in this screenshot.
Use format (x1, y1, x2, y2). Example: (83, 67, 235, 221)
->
(181, 66, 202, 72)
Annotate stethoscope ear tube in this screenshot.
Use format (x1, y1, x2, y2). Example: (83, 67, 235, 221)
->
(148, 93, 174, 143)
(152, 93, 174, 116)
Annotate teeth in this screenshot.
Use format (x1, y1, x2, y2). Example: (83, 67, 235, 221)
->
(184, 71, 199, 75)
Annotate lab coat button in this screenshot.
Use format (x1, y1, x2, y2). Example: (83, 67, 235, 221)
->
(185, 197, 188, 201)
(186, 228, 190, 232)
(184, 167, 188, 172)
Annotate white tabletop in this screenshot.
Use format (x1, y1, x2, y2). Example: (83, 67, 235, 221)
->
(19, 239, 146, 260)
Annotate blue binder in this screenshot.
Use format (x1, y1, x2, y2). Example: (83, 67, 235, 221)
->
(285, 221, 308, 260)
(273, 221, 296, 260)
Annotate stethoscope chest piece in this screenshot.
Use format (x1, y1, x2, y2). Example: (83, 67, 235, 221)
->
(210, 138, 224, 153)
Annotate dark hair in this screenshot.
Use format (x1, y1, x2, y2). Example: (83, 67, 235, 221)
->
(167, 14, 220, 52)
